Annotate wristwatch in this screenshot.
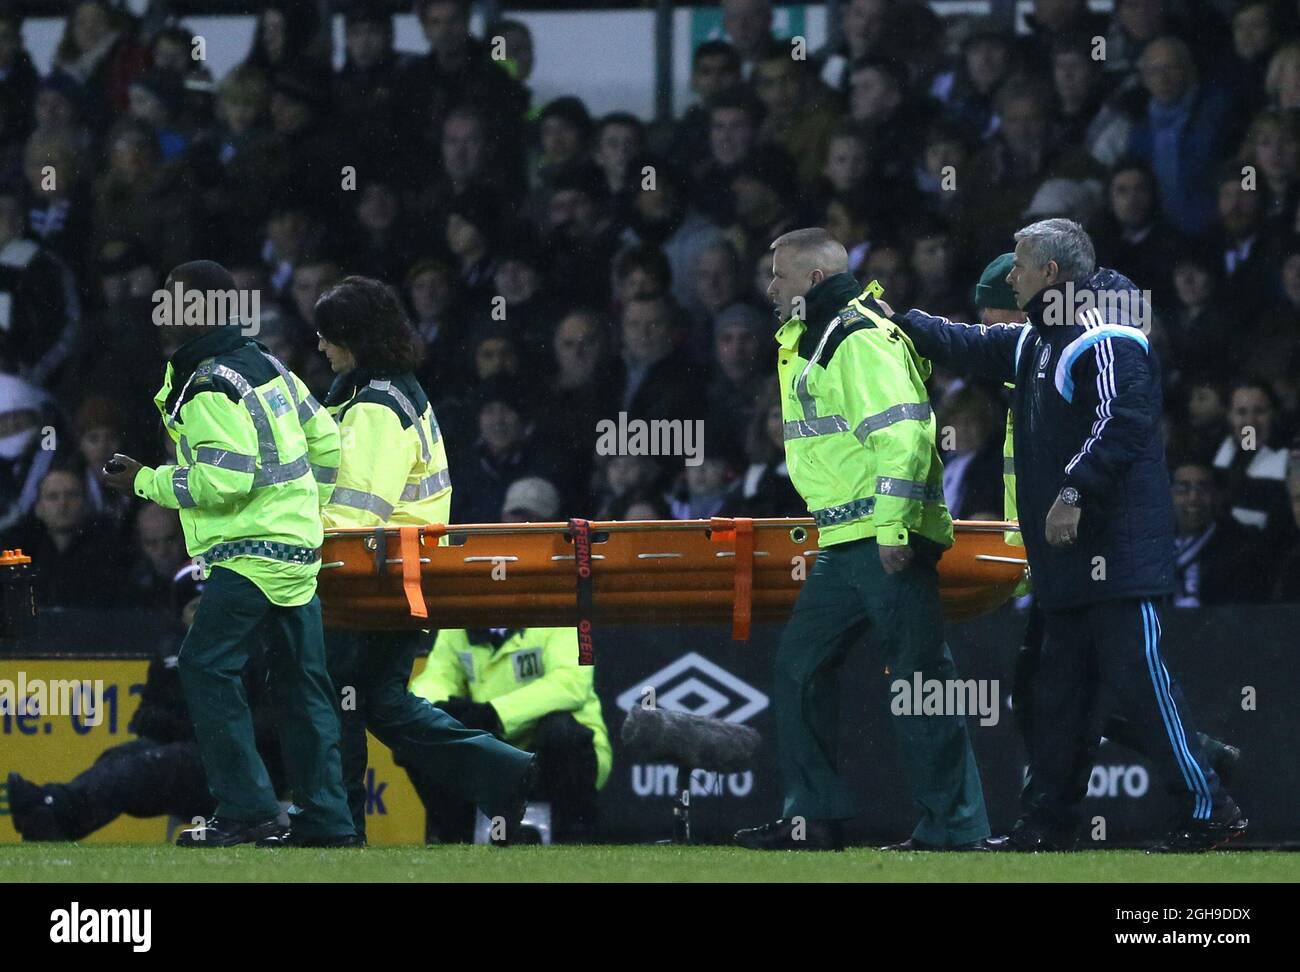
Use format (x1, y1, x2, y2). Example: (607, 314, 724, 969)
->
(1059, 486, 1081, 507)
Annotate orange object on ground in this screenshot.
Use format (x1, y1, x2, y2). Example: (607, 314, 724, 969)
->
(317, 518, 1027, 636)
(0, 549, 32, 564)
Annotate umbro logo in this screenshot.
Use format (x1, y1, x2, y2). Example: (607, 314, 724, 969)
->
(617, 652, 769, 723)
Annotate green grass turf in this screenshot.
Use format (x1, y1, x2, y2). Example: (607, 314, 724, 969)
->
(1, 844, 1296, 883)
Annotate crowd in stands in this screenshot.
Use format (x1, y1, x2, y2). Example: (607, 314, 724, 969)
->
(0, 0, 1296, 612)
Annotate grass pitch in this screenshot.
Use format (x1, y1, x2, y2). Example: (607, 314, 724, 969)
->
(1, 843, 1296, 883)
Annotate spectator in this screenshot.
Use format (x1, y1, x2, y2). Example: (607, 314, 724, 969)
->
(609, 488, 671, 521)
(0, 371, 55, 533)
(669, 41, 742, 172)
(814, 0, 891, 93)
(1264, 40, 1300, 111)
(1, 460, 125, 609)
(931, 24, 1013, 144)
(125, 505, 187, 609)
(91, 117, 199, 273)
(732, 382, 803, 517)
(721, 0, 780, 80)
(1091, 158, 1186, 308)
(0, 181, 81, 388)
(668, 453, 734, 520)
(51, 0, 149, 132)
(616, 294, 703, 431)
(1213, 379, 1293, 535)
(501, 476, 562, 522)
(451, 380, 569, 524)
(593, 453, 663, 519)
(72, 395, 129, 527)
(1239, 108, 1300, 227)
(0, 11, 38, 148)
(23, 126, 93, 281)
(407, 256, 466, 401)
(242, 1, 325, 75)
(334, 9, 412, 172)
(625, 160, 724, 319)
(593, 112, 645, 216)
(1169, 460, 1269, 606)
(1128, 35, 1238, 237)
(706, 302, 768, 460)
(937, 385, 1004, 520)
(754, 51, 838, 188)
(543, 164, 621, 309)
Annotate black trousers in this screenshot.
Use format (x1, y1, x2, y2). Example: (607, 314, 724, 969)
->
(1023, 597, 1224, 836)
(28, 739, 214, 840)
(407, 711, 599, 843)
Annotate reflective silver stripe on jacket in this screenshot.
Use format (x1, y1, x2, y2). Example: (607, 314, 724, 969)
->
(261, 351, 325, 428)
(400, 468, 451, 502)
(254, 453, 310, 486)
(212, 363, 311, 487)
(793, 314, 841, 421)
(195, 447, 257, 474)
(875, 477, 944, 501)
(202, 540, 321, 566)
(178, 436, 193, 464)
(172, 467, 195, 508)
(312, 464, 339, 484)
(811, 496, 874, 526)
(1003, 456, 1016, 476)
(212, 364, 279, 471)
(783, 415, 849, 440)
(330, 486, 395, 520)
(853, 402, 931, 443)
(368, 379, 432, 461)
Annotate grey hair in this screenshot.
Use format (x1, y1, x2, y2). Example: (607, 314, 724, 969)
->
(1013, 218, 1095, 281)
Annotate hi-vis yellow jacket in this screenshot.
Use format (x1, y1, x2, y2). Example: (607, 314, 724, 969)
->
(776, 273, 953, 549)
(320, 370, 451, 531)
(134, 327, 340, 607)
(410, 627, 612, 789)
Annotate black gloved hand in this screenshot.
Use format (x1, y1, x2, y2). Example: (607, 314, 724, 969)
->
(436, 696, 503, 736)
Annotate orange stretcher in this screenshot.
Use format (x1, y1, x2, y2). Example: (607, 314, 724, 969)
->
(316, 518, 1027, 638)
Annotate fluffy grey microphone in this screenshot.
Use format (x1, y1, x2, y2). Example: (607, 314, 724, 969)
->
(620, 706, 761, 773)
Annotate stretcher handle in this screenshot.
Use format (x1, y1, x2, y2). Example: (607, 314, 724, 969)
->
(710, 517, 754, 641)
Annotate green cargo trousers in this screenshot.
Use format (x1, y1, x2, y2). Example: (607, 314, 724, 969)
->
(177, 566, 355, 841)
(775, 536, 990, 846)
(325, 629, 536, 838)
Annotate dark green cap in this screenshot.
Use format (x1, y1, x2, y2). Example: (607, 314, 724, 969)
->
(974, 252, 1017, 311)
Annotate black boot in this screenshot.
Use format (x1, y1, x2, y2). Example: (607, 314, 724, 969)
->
(177, 815, 287, 847)
(6, 773, 76, 841)
(734, 817, 844, 851)
(1148, 798, 1248, 853)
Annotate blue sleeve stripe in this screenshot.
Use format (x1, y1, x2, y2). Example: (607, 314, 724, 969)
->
(1054, 324, 1149, 403)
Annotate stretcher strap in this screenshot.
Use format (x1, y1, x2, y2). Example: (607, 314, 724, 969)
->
(710, 517, 754, 641)
(399, 526, 427, 620)
(569, 517, 595, 666)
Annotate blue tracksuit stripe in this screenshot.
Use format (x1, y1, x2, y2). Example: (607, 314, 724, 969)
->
(1151, 606, 1214, 819)
(1142, 600, 1211, 818)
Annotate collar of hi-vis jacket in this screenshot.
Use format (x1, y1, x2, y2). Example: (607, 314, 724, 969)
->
(775, 271, 866, 351)
(323, 367, 412, 408)
(467, 627, 522, 649)
(160, 326, 260, 415)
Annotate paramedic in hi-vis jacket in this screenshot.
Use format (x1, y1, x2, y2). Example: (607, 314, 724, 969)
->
(733, 228, 991, 852)
(312, 276, 536, 844)
(103, 259, 355, 847)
